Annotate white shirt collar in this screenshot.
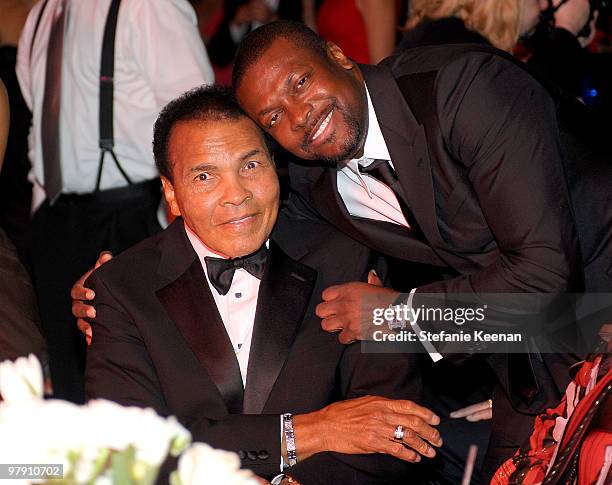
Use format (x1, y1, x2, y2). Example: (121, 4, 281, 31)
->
(362, 84, 391, 164)
(342, 83, 392, 195)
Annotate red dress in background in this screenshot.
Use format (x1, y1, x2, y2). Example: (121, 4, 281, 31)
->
(317, 0, 371, 64)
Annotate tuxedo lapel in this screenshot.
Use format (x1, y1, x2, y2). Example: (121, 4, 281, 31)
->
(155, 221, 244, 414)
(361, 64, 446, 251)
(242, 241, 316, 414)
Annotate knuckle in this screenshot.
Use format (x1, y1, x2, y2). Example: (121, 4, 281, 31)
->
(389, 442, 404, 457)
(405, 450, 419, 462)
(414, 439, 428, 454)
(407, 416, 421, 429)
(364, 431, 378, 449)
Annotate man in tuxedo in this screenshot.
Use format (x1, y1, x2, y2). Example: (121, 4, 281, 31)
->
(231, 20, 612, 480)
(85, 85, 444, 484)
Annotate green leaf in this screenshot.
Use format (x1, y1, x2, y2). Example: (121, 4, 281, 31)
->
(169, 470, 182, 485)
(87, 448, 111, 484)
(111, 445, 137, 485)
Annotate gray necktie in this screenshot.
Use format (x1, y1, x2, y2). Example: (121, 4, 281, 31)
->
(41, 0, 67, 204)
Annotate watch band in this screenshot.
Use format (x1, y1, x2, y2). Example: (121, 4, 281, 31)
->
(282, 413, 297, 466)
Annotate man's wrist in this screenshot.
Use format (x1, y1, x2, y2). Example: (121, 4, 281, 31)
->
(282, 413, 297, 467)
(292, 411, 323, 460)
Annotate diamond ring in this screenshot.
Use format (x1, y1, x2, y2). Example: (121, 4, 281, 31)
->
(393, 425, 405, 441)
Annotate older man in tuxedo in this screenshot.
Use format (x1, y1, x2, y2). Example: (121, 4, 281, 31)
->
(84, 85, 444, 485)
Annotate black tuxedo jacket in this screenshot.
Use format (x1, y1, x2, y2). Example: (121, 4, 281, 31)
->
(289, 44, 582, 296)
(287, 45, 598, 415)
(85, 215, 421, 483)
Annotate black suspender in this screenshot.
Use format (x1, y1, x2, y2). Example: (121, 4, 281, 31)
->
(31, 0, 132, 193)
(99, 0, 122, 151)
(96, 0, 132, 191)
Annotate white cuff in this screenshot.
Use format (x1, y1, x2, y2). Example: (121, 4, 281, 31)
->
(407, 288, 443, 362)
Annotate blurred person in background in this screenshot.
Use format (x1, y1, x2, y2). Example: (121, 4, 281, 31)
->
(402, 0, 598, 100)
(207, 0, 315, 75)
(0, 0, 35, 254)
(16, 0, 214, 403)
(0, 78, 48, 379)
(316, 0, 398, 64)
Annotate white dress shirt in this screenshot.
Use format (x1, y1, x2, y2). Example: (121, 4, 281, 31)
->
(185, 224, 288, 474)
(17, 0, 214, 205)
(185, 225, 260, 387)
(337, 84, 443, 362)
(336, 84, 409, 228)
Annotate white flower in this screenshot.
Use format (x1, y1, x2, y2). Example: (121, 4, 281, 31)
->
(0, 354, 43, 403)
(83, 400, 191, 466)
(0, 355, 197, 484)
(172, 443, 259, 485)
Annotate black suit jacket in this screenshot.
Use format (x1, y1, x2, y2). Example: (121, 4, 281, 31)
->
(290, 44, 581, 295)
(85, 215, 421, 483)
(396, 22, 612, 295)
(288, 45, 597, 414)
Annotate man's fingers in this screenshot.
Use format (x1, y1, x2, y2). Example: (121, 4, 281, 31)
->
(321, 284, 343, 301)
(337, 328, 359, 344)
(94, 251, 114, 269)
(315, 300, 337, 319)
(391, 423, 438, 458)
(76, 319, 90, 334)
(387, 399, 440, 425)
(466, 409, 492, 422)
(77, 318, 93, 346)
(378, 438, 421, 463)
(320, 315, 343, 333)
(70, 282, 95, 301)
(367, 269, 383, 287)
(386, 415, 442, 449)
(72, 300, 96, 319)
(450, 400, 492, 419)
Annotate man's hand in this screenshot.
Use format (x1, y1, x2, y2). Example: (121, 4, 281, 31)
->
(449, 400, 493, 422)
(316, 270, 400, 344)
(294, 396, 442, 463)
(554, 0, 591, 36)
(70, 251, 113, 345)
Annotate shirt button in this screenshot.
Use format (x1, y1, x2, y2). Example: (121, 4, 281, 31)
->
(235, 292, 242, 298)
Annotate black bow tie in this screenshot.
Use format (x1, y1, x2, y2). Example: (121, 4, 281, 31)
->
(204, 245, 268, 295)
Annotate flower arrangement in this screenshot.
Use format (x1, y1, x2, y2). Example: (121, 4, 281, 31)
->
(0, 355, 259, 485)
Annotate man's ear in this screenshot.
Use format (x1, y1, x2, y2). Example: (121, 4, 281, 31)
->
(161, 176, 181, 217)
(325, 41, 354, 70)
